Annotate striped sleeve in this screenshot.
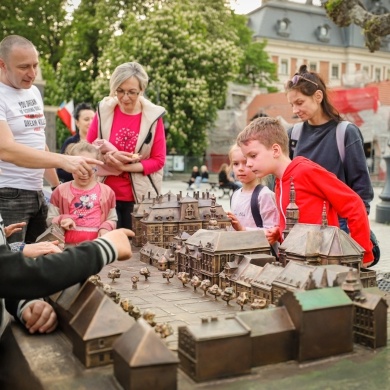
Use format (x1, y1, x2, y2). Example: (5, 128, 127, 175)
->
(92, 237, 118, 266)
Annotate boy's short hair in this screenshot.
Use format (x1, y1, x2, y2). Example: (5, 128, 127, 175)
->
(237, 117, 289, 156)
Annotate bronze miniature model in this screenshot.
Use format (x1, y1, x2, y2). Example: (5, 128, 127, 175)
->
(200, 279, 211, 297)
(221, 286, 236, 305)
(162, 269, 175, 283)
(142, 309, 157, 327)
(177, 271, 190, 287)
(139, 267, 151, 281)
(131, 275, 139, 290)
(120, 298, 134, 313)
(129, 305, 141, 321)
(191, 275, 202, 292)
(155, 322, 174, 339)
(108, 268, 121, 283)
(236, 291, 249, 311)
(208, 284, 222, 300)
(251, 298, 268, 310)
(113, 318, 179, 390)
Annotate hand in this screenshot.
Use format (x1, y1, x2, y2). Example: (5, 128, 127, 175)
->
(226, 211, 244, 231)
(100, 228, 135, 260)
(62, 155, 103, 176)
(4, 222, 26, 238)
(22, 301, 58, 334)
(60, 218, 76, 230)
(98, 228, 109, 237)
(105, 151, 141, 168)
(265, 226, 281, 245)
(23, 240, 63, 257)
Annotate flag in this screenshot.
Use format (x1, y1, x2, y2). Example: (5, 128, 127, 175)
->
(57, 100, 76, 134)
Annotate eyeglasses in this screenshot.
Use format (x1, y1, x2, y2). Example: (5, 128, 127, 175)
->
(115, 89, 140, 98)
(289, 74, 318, 88)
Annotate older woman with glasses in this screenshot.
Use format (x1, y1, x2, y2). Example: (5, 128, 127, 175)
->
(285, 64, 373, 233)
(86, 62, 166, 230)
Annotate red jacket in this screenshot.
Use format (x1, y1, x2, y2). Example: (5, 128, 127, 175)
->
(275, 157, 373, 264)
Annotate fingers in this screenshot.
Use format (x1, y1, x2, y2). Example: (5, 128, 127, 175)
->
(23, 301, 58, 334)
(101, 229, 135, 260)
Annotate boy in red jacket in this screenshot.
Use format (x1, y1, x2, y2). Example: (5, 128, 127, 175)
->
(236, 117, 373, 266)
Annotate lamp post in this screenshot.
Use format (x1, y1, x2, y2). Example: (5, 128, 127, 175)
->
(376, 154, 390, 223)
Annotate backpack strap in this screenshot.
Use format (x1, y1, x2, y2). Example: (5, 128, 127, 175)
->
(289, 122, 304, 159)
(250, 184, 264, 228)
(335, 121, 349, 163)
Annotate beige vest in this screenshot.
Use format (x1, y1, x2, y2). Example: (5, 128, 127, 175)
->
(97, 96, 165, 203)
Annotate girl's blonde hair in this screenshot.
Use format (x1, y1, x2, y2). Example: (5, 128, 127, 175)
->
(67, 141, 101, 160)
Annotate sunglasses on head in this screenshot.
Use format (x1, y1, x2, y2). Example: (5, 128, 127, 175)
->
(289, 74, 318, 88)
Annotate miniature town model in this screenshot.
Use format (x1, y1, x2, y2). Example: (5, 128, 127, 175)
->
(132, 191, 231, 248)
(39, 186, 386, 389)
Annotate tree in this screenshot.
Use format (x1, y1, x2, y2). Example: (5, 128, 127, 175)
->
(231, 14, 278, 91)
(0, 0, 69, 70)
(92, 0, 242, 156)
(323, 0, 390, 52)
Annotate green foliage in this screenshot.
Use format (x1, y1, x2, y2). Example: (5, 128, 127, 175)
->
(0, 0, 70, 70)
(93, 0, 242, 156)
(1, 0, 278, 156)
(231, 14, 278, 90)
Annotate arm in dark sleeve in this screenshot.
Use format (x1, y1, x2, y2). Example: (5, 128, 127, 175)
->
(344, 125, 374, 213)
(0, 237, 117, 300)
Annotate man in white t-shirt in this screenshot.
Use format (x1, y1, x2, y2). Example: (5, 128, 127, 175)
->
(0, 35, 101, 243)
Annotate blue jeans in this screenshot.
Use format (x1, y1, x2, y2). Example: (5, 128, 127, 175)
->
(0, 188, 48, 243)
(338, 217, 349, 234)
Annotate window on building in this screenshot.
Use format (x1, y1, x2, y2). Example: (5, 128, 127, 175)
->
(331, 64, 339, 79)
(309, 62, 317, 72)
(375, 68, 381, 81)
(280, 59, 288, 75)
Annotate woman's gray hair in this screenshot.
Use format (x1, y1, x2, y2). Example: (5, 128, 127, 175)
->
(109, 62, 149, 96)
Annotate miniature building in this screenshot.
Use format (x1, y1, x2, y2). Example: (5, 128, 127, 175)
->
(135, 191, 231, 248)
(342, 269, 388, 349)
(220, 254, 269, 300)
(353, 292, 388, 349)
(236, 306, 296, 367)
(280, 287, 354, 362)
(250, 262, 284, 305)
(139, 242, 175, 270)
(36, 224, 65, 244)
(132, 191, 155, 246)
(176, 229, 271, 285)
(178, 316, 251, 382)
(69, 287, 135, 368)
(272, 261, 326, 305)
(279, 223, 364, 269)
(113, 318, 179, 390)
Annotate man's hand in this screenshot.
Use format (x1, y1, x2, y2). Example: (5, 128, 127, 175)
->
(22, 301, 58, 334)
(23, 241, 63, 257)
(226, 211, 244, 231)
(4, 222, 26, 238)
(98, 228, 109, 237)
(60, 218, 76, 231)
(62, 155, 103, 176)
(101, 228, 135, 260)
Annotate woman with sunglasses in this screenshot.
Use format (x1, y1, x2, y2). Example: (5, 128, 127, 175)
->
(86, 62, 166, 230)
(285, 64, 373, 233)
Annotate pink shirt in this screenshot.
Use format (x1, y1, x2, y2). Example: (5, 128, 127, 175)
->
(65, 184, 102, 244)
(87, 106, 166, 201)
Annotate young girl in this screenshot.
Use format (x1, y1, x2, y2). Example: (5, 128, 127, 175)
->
(48, 142, 117, 245)
(226, 144, 279, 232)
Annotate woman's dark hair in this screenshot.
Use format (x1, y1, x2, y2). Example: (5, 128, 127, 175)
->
(73, 102, 94, 120)
(285, 65, 342, 122)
